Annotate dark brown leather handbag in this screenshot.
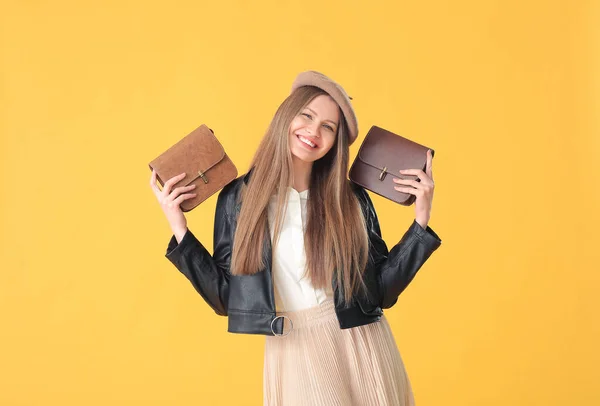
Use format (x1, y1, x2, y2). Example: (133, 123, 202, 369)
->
(148, 124, 238, 212)
(349, 125, 434, 206)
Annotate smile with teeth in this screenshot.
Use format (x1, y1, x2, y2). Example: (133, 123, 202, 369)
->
(297, 134, 317, 148)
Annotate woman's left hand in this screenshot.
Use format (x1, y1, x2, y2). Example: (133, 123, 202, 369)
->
(392, 149, 435, 229)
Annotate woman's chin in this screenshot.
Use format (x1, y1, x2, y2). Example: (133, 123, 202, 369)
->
(291, 148, 319, 163)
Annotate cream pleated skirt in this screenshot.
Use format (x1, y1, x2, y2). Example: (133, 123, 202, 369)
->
(263, 298, 415, 406)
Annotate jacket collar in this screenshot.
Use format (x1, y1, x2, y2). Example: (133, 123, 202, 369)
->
(243, 167, 255, 185)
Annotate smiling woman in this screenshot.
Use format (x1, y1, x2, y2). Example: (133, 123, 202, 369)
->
(289, 95, 339, 162)
(152, 70, 442, 406)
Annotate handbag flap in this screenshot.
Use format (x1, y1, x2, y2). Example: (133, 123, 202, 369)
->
(149, 124, 226, 187)
(356, 125, 433, 178)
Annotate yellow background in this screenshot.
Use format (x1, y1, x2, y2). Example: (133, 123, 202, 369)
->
(1, 1, 598, 405)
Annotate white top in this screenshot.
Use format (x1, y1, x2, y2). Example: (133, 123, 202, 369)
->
(267, 187, 333, 312)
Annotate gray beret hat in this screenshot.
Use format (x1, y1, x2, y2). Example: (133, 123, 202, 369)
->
(290, 70, 359, 145)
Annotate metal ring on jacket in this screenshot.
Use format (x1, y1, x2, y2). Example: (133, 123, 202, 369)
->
(271, 315, 293, 337)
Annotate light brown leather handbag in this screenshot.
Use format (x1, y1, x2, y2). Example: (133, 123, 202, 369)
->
(349, 125, 434, 206)
(148, 124, 238, 212)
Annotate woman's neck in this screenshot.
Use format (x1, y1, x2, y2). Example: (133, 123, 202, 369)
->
(292, 156, 312, 193)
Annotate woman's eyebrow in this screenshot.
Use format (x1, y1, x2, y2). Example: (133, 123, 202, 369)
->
(306, 107, 338, 126)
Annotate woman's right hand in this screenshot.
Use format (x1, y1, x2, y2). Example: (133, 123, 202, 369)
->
(150, 170, 197, 242)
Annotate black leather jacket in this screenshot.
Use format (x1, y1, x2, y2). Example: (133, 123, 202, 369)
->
(165, 171, 442, 336)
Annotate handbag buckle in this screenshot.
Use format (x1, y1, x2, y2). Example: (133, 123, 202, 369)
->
(379, 166, 387, 181)
(198, 170, 209, 184)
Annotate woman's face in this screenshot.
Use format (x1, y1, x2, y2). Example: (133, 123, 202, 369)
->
(288, 94, 340, 163)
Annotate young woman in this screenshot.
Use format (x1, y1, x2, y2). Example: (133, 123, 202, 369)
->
(150, 71, 442, 406)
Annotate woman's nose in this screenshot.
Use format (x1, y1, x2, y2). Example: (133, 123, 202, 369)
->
(306, 123, 319, 137)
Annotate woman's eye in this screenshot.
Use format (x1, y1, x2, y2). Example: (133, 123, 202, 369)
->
(302, 112, 333, 131)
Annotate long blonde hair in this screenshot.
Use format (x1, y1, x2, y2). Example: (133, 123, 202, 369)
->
(230, 86, 369, 306)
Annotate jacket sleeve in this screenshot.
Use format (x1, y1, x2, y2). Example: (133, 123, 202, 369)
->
(164, 187, 232, 316)
(360, 187, 442, 309)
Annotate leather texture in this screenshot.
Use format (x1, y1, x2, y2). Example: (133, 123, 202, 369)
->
(148, 124, 238, 212)
(349, 125, 434, 206)
(165, 169, 442, 336)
